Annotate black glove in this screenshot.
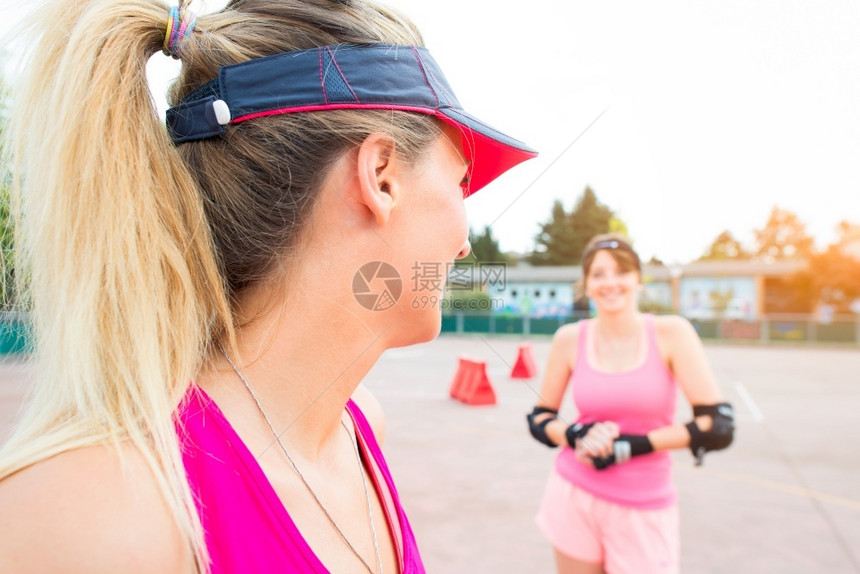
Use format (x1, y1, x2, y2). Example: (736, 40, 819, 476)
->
(564, 422, 595, 448)
(591, 434, 654, 470)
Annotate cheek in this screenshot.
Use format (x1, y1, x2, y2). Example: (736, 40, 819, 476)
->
(402, 188, 467, 265)
(433, 186, 469, 249)
(451, 198, 469, 243)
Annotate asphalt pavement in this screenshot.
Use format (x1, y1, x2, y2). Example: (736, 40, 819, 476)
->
(1, 338, 858, 573)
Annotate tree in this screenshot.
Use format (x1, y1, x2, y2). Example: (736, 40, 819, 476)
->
(835, 220, 860, 250)
(700, 230, 749, 261)
(790, 246, 860, 313)
(608, 216, 629, 237)
(754, 206, 814, 261)
(465, 225, 505, 264)
(0, 182, 13, 309)
(835, 220, 856, 241)
(0, 68, 14, 310)
(528, 200, 577, 266)
(528, 186, 616, 265)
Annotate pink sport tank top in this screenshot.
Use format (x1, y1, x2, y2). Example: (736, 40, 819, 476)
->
(555, 314, 678, 509)
(176, 385, 426, 573)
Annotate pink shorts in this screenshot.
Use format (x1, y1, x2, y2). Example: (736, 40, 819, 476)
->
(535, 469, 680, 574)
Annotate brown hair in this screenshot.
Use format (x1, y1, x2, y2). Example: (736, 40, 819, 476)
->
(581, 233, 641, 287)
(2, 0, 442, 571)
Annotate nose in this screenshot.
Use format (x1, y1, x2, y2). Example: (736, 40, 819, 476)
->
(455, 241, 471, 260)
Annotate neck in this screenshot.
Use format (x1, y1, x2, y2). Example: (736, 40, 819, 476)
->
(198, 280, 390, 462)
(593, 308, 642, 338)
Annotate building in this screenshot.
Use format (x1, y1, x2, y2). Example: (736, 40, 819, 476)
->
(459, 260, 808, 320)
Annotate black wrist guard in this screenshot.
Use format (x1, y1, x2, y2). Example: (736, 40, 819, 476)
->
(527, 406, 559, 448)
(687, 402, 735, 465)
(592, 434, 654, 470)
(564, 422, 595, 449)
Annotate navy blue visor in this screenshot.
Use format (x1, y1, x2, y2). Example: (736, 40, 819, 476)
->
(166, 44, 537, 195)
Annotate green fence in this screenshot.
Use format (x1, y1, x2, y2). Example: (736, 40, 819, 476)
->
(2, 313, 858, 355)
(441, 313, 860, 345)
(0, 313, 32, 355)
(440, 313, 588, 337)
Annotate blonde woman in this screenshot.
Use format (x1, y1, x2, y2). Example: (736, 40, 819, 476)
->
(526, 234, 734, 574)
(0, 1, 536, 572)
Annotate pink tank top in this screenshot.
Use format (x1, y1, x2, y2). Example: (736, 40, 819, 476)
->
(555, 315, 678, 509)
(176, 385, 425, 573)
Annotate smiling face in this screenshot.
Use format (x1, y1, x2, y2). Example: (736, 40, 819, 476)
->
(584, 249, 642, 315)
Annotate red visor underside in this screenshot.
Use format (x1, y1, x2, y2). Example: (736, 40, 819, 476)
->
(232, 104, 537, 196)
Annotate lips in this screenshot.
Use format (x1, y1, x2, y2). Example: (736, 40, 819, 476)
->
(596, 291, 626, 300)
(593, 290, 630, 307)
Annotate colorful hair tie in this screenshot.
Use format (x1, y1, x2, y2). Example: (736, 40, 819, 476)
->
(163, 5, 197, 59)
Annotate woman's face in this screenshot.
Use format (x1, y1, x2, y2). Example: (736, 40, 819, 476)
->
(387, 123, 471, 343)
(585, 250, 641, 315)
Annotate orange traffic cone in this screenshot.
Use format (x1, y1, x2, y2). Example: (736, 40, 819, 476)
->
(510, 343, 537, 379)
(449, 357, 497, 406)
(449, 356, 471, 400)
(461, 360, 497, 406)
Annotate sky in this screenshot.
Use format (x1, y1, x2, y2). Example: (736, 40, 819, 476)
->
(6, 1, 860, 263)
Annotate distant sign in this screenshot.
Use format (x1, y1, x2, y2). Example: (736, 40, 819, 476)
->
(680, 277, 756, 320)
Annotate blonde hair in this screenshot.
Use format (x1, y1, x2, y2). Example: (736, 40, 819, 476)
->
(0, 0, 439, 571)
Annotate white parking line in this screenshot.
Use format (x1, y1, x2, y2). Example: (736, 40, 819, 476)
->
(733, 381, 764, 422)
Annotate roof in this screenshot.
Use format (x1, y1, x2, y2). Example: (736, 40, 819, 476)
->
(678, 259, 806, 277)
(503, 265, 581, 283)
(451, 260, 808, 285)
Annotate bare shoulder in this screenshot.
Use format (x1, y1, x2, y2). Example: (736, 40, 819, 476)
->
(553, 321, 582, 348)
(552, 320, 582, 360)
(0, 444, 191, 573)
(653, 314, 721, 401)
(351, 383, 386, 445)
(654, 314, 698, 343)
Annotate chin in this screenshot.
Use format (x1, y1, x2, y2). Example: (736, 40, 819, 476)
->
(412, 312, 443, 344)
(595, 300, 635, 315)
(387, 307, 443, 348)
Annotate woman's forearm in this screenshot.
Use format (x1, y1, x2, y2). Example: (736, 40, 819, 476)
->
(647, 415, 713, 451)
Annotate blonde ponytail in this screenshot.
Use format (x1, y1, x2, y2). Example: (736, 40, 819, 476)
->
(2, 0, 232, 569)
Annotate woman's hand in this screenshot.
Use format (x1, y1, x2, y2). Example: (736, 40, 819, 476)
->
(574, 421, 619, 466)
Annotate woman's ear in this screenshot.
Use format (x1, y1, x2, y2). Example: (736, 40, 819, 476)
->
(356, 133, 400, 226)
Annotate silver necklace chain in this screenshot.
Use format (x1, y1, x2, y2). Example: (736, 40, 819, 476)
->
(219, 346, 384, 574)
